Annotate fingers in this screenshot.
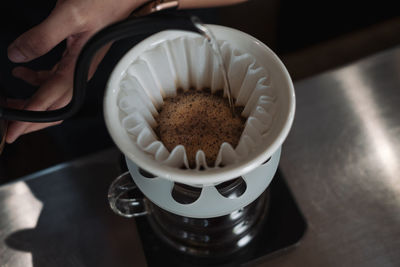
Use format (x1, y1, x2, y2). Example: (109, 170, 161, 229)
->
(5, 86, 71, 144)
(24, 121, 63, 135)
(6, 12, 111, 143)
(6, 66, 72, 144)
(6, 120, 63, 144)
(6, 98, 27, 110)
(12, 67, 52, 86)
(48, 84, 74, 110)
(64, 34, 112, 80)
(88, 43, 112, 79)
(6, 121, 33, 144)
(8, 3, 83, 63)
(7, 30, 93, 143)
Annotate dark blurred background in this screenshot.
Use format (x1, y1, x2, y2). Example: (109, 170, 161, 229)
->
(1, 0, 399, 183)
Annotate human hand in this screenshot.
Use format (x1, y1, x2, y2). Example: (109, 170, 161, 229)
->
(6, 0, 247, 144)
(6, 0, 147, 143)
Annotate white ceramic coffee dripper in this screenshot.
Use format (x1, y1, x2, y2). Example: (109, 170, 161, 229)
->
(105, 25, 295, 218)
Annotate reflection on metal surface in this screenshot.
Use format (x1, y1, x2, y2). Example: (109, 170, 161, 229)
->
(230, 209, 242, 220)
(1, 48, 400, 266)
(336, 67, 400, 192)
(237, 234, 251, 247)
(276, 47, 400, 267)
(0, 150, 147, 267)
(0, 182, 42, 267)
(3, 183, 43, 227)
(145, 189, 270, 257)
(232, 221, 247, 235)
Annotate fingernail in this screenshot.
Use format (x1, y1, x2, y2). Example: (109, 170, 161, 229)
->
(8, 45, 27, 62)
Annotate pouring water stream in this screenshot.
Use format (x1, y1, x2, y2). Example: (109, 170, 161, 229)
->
(192, 17, 235, 116)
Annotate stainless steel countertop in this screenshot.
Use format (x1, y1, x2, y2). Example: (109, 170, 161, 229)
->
(1, 46, 400, 267)
(0, 151, 147, 267)
(262, 46, 400, 267)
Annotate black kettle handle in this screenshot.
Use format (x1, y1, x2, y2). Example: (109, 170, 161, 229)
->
(0, 14, 200, 122)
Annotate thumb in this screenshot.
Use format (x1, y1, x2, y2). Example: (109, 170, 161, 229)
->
(8, 4, 82, 63)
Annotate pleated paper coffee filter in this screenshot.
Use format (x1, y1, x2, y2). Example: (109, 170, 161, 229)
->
(104, 26, 295, 185)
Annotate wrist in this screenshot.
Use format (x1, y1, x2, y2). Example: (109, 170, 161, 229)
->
(133, 0, 179, 17)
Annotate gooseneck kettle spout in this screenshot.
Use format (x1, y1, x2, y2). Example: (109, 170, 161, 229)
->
(0, 14, 200, 123)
